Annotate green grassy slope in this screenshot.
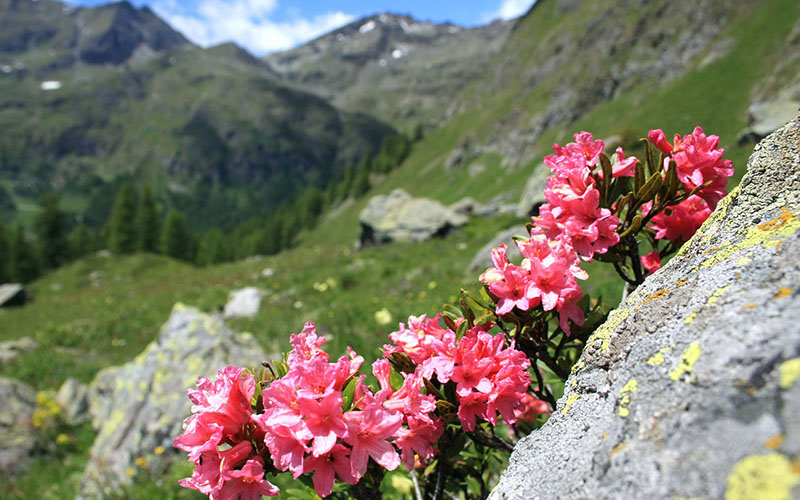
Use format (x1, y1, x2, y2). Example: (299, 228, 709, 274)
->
(303, 0, 798, 249)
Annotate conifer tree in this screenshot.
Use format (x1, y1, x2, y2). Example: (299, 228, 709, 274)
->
(0, 219, 9, 283)
(196, 228, 227, 265)
(162, 210, 194, 261)
(35, 193, 69, 270)
(10, 224, 39, 283)
(107, 183, 139, 254)
(68, 223, 93, 260)
(137, 187, 161, 253)
(352, 162, 371, 197)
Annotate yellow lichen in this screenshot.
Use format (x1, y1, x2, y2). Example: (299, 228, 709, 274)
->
(647, 347, 671, 366)
(774, 287, 792, 299)
(725, 453, 800, 500)
(701, 206, 800, 269)
(685, 313, 698, 325)
(737, 256, 752, 267)
(562, 393, 580, 415)
(588, 307, 629, 353)
(618, 379, 639, 417)
(707, 285, 732, 306)
(779, 358, 800, 389)
(669, 341, 702, 382)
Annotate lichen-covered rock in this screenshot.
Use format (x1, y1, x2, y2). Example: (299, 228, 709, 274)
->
(359, 188, 468, 246)
(0, 378, 37, 475)
(55, 378, 89, 426)
(0, 336, 37, 364)
(78, 303, 266, 499)
(515, 164, 550, 218)
(223, 287, 264, 319)
(468, 225, 528, 272)
(490, 114, 800, 500)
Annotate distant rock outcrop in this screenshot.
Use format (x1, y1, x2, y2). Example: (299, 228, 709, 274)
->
(490, 115, 800, 499)
(0, 336, 36, 364)
(359, 188, 468, 246)
(515, 164, 550, 218)
(468, 225, 527, 272)
(0, 378, 37, 475)
(223, 287, 264, 319)
(79, 303, 266, 499)
(0, 283, 26, 307)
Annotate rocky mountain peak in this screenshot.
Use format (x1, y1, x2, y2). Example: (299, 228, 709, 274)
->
(75, 0, 193, 65)
(264, 12, 513, 129)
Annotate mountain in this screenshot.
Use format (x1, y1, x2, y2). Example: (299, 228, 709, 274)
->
(0, 0, 393, 228)
(0, 0, 192, 71)
(265, 13, 514, 132)
(298, 0, 800, 250)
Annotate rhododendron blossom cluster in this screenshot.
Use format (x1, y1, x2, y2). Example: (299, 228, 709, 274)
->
(384, 314, 532, 431)
(175, 125, 733, 499)
(536, 131, 631, 260)
(644, 127, 733, 247)
(176, 319, 534, 498)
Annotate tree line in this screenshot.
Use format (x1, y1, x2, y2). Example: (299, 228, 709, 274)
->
(0, 132, 412, 284)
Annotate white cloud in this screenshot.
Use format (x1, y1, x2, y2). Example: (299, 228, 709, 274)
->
(150, 0, 354, 55)
(483, 0, 535, 22)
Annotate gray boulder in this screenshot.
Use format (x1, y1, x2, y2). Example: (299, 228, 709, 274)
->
(0, 378, 37, 475)
(468, 225, 528, 272)
(223, 287, 264, 319)
(491, 114, 800, 500)
(79, 303, 267, 499)
(359, 188, 468, 246)
(515, 164, 550, 218)
(0, 337, 37, 364)
(0, 283, 26, 307)
(738, 99, 799, 144)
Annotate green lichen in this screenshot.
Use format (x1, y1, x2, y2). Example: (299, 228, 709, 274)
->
(684, 313, 698, 325)
(675, 185, 740, 258)
(647, 347, 671, 366)
(707, 285, 732, 306)
(669, 341, 702, 382)
(779, 358, 800, 389)
(701, 206, 800, 269)
(562, 393, 580, 415)
(725, 453, 799, 500)
(618, 379, 639, 417)
(588, 307, 629, 353)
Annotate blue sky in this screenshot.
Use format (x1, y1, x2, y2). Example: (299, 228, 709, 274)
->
(64, 0, 534, 55)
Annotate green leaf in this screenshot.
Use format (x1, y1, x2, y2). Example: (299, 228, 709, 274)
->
(389, 367, 404, 391)
(619, 214, 643, 238)
(341, 377, 357, 411)
(635, 171, 663, 204)
(599, 152, 613, 204)
(634, 161, 645, 194)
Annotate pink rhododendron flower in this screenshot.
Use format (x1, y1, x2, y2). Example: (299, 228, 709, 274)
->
(288, 322, 328, 367)
(641, 251, 662, 274)
(649, 127, 733, 209)
(303, 444, 357, 497)
(217, 457, 279, 499)
(514, 392, 551, 422)
(451, 326, 531, 430)
(644, 195, 711, 243)
(611, 147, 637, 177)
(343, 401, 403, 479)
